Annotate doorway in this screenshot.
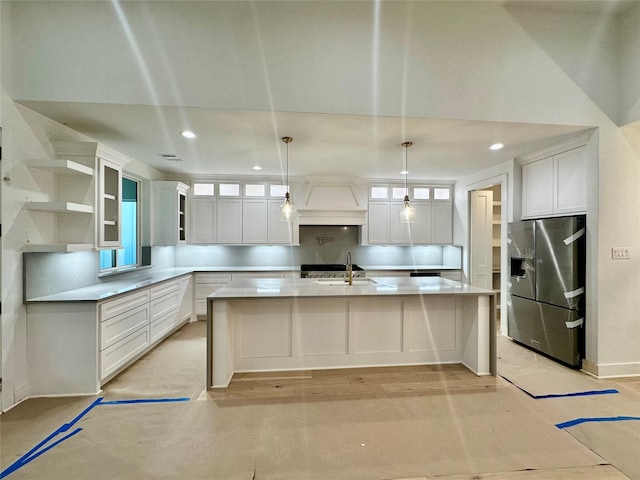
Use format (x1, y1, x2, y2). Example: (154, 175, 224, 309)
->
(469, 181, 505, 335)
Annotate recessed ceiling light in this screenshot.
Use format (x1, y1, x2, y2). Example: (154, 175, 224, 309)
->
(400, 170, 409, 175)
(490, 143, 504, 150)
(252, 165, 262, 171)
(180, 130, 196, 139)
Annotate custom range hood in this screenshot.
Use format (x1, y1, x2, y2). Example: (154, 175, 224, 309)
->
(296, 179, 368, 225)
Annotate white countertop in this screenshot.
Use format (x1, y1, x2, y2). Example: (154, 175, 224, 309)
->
(25, 265, 463, 303)
(358, 265, 459, 270)
(209, 276, 493, 300)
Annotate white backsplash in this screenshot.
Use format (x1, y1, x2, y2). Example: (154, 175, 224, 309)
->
(24, 229, 461, 298)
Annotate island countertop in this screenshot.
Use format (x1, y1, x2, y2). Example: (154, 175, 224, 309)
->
(209, 276, 493, 300)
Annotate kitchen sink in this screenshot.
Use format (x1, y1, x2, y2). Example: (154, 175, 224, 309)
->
(316, 278, 377, 286)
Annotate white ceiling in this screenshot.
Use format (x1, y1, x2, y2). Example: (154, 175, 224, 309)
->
(11, 0, 610, 181)
(21, 100, 590, 181)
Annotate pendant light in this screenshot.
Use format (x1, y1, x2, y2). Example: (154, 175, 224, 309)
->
(398, 141, 416, 224)
(279, 136, 297, 222)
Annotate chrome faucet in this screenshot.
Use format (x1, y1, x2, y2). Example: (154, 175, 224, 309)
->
(346, 251, 353, 285)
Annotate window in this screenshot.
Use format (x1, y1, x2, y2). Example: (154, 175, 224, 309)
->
(192, 183, 215, 196)
(370, 186, 388, 199)
(100, 176, 139, 270)
(391, 187, 406, 199)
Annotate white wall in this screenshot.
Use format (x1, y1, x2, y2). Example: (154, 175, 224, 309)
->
(504, 5, 621, 126)
(618, 3, 640, 125)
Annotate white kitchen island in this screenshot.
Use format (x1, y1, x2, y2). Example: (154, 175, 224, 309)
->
(207, 277, 496, 389)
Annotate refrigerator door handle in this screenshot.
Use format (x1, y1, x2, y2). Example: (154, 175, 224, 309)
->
(566, 318, 584, 329)
(563, 227, 586, 245)
(563, 287, 585, 299)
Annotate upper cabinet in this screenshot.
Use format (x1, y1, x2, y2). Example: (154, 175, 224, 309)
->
(98, 157, 123, 248)
(24, 141, 127, 252)
(365, 185, 453, 245)
(521, 144, 587, 219)
(189, 181, 299, 245)
(153, 181, 190, 246)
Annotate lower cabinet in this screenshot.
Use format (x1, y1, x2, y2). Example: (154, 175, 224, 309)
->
(195, 273, 232, 316)
(27, 274, 194, 397)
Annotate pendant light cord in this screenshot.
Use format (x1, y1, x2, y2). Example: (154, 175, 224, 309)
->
(282, 136, 293, 193)
(402, 141, 412, 197)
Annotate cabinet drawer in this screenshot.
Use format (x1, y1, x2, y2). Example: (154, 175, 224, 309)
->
(195, 284, 225, 299)
(196, 273, 231, 284)
(195, 298, 207, 316)
(150, 291, 180, 322)
(440, 271, 462, 281)
(100, 326, 149, 381)
(100, 289, 150, 321)
(150, 280, 179, 300)
(101, 303, 149, 350)
(150, 308, 180, 344)
(231, 272, 284, 280)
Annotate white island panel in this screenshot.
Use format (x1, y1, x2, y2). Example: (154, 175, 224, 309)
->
(208, 277, 495, 388)
(236, 300, 292, 358)
(297, 299, 349, 356)
(405, 296, 458, 353)
(352, 298, 403, 354)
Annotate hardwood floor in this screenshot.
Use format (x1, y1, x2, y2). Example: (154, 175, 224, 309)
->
(1, 322, 636, 480)
(208, 364, 506, 404)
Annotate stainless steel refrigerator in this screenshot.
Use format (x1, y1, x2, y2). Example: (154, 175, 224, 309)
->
(507, 216, 586, 367)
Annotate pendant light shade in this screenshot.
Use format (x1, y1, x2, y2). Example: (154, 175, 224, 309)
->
(398, 141, 415, 224)
(279, 136, 297, 222)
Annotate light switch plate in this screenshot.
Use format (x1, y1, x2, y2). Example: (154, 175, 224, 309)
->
(612, 247, 631, 259)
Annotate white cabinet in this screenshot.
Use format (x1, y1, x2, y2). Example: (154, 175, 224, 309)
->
(189, 181, 298, 245)
(389, 202, 412, 243)
(100, 289, 151, 380)
(178, 275, 194, 323)
(367, 186, 453, 245)
(153, 181, 190, 245)
(149, 280, 181, 344)
(367, 202, 391, 244)
(191, 197, 216, 244)
(555, 148, 587, 215)
(268, 199, 295, 244)
(216, 198, 243, 244)
(24, 141, 128, 251)
(243, 199, 268, 243)
(195, 273, 232, 316)
(522, 156, 554, 218)
(431, 202, 453, 244)
(98, 157, 123, 248)
(27, 274, 194, 396)
(522, 146, 587, 219)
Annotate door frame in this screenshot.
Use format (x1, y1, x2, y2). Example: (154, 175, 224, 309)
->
(467, 174, 508, 335)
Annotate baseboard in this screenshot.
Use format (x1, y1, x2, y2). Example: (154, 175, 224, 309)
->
(581, 358, 640, 378)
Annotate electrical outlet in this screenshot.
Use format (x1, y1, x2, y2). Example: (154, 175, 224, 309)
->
(612, 247, 631, 259)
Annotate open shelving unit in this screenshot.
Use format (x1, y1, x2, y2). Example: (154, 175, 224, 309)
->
(491, 192, 502, 321)
(24, 147, 98, 253)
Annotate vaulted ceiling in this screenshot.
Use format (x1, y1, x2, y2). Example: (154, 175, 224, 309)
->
(6, 0, 635, 180)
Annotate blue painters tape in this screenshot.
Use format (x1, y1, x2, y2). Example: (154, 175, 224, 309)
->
(499, 375, 618, 399)
(98, 397, 189, 405)
(557, 416, 640, 429)
(0, 397, 103, 479)
(534, 388, 619, 399)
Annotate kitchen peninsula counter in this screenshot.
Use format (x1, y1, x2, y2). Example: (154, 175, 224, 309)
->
(25, 266, 300, 303)
(207, 277, 496, 389)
